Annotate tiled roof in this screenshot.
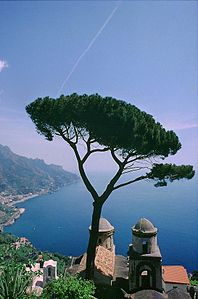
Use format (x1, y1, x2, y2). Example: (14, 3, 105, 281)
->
(114, 255, 128, 280)
(162, 266, 190, 284)
(94, 245, 115, 277)
(78, 245, 115, 278)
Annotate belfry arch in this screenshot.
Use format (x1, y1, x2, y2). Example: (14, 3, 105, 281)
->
(128, 218, 163, 293)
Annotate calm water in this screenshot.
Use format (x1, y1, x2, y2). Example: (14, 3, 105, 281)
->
(5, 173, 198, 272)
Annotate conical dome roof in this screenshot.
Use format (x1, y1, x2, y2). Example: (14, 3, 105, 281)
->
(89, 218, 114, 232)
(132, 218, 157, 236)
(99, 218, 114, 232)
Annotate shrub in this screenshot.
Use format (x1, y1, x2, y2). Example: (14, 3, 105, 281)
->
(42, 275, 95, 299)
(0, 263, 33, 299)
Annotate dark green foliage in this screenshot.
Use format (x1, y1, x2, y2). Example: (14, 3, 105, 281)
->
(0, 236, 36, 267)
(0, 144, 78, 195)
(148, 163, 195, 187)
(0, 234, 76, 297)
(26, 94, 181, 158)
(191, 271, 198, 281)
(0, 232, 17, 244)
(42, 275, 95, 299)
(22, 295, 38, 299)
(0, 233, 70, 276)
(190, 271, 198, 286)
(0, 263, 34, 299)
(0, 204, 16, 225)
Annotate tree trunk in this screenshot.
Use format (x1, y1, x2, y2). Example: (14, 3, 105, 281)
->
(85, 200, 103, 280)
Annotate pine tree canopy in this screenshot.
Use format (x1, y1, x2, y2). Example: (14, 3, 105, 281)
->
(26, 93, 182, 158)
(148, 163, 195, 187)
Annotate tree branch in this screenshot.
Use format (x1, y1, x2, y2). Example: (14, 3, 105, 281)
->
(99, 150, 140, 202)
(63, 125, 70, 140)
(110, 149, 123, 167)
(77, 128, 88, 143)
(113, 175, 148, 190)
(125, 153, 153, 164)
(58, 129, 99, 200)
(122, 167, 150, 174)
(56, 127, 75, 147)
(73, 126, 79, 144)
(82, 147, 109, 164)
(100, 163, 126, 203)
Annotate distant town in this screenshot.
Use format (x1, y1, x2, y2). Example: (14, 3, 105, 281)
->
(0, 190, 44, 228)
(0, 144, 79, 229)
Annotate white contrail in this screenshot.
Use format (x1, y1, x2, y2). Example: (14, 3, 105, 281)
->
(56, 1, 121, 97)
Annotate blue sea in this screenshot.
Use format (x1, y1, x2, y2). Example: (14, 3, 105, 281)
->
(5, 173, 198, 272)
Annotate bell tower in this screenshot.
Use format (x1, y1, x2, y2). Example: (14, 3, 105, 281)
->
(128, 218, 163, 293)
(43, 260, 58, 286)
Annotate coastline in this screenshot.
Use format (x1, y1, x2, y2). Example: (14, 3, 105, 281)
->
(3, 207, 25, 227)
(8, 193, 40, 206)
(0, 191, 50, 229)
(0, 179, 79, 229)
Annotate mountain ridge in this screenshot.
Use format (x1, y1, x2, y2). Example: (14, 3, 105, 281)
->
(0, 144, 79, 196)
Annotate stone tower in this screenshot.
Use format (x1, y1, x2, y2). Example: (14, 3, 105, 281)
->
(89, 218, 115, 251)
(43, 260, 58, 286)
(128, 218, 163, 293)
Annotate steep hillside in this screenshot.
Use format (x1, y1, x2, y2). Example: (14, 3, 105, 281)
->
(0, 144, 79, 195)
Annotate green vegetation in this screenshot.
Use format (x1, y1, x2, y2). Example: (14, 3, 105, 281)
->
(0, 203, 16, 225)
(26, 93, 195, 279)
(190, 270, 198, 286)
(42, 275, 95, 299)
(0, 249, 94, 299)
(190, 280, 198, 286)
(0, 233, 71, 276)
(0, 233, 95, 299)
(0, 232, 17, 244)
(0, 263, 34, 299)
(0, 233, 37, 267)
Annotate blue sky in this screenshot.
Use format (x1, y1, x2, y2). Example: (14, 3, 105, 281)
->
(0, 1, 197, 172)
